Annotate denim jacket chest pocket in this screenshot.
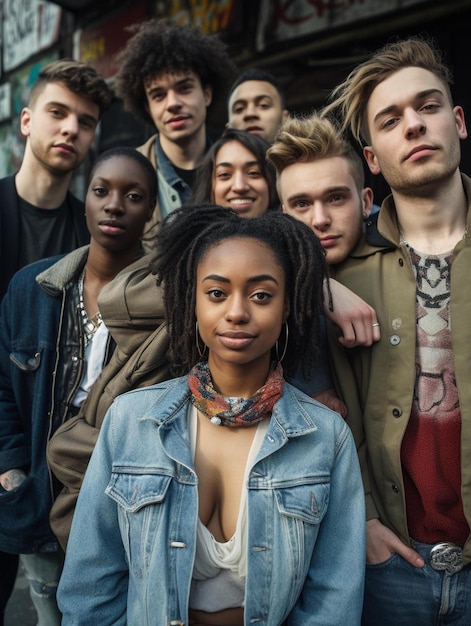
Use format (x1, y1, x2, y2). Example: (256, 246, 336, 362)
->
(274, 481, 330, 525)
(10, 350, 41, 372)
(106, 471, 173, 579)
(9, 350, 42, 408)
(272, 479, 331, 591)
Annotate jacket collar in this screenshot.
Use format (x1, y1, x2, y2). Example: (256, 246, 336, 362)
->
(35, 245, 89, 294)
(349, 172, 471, 260)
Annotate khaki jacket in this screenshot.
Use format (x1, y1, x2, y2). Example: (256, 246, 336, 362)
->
(47, 255, 171, 549)
(137, 135, 161, 249)
(330, 174, 471, 563)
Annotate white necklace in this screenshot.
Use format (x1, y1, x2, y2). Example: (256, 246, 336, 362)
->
(78, 268, 102, 346)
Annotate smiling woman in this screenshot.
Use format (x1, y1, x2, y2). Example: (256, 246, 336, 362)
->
(57, 204, 366, 626)
(191, 128, 279, 217)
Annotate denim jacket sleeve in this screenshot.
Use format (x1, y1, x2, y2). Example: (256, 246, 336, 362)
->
(57, 407, 128, 625)
(0, 277, 32, 473)
(287, 421, 366, 625)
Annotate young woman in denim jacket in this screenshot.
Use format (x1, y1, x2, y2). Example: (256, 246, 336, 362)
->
(58, 205, 366, 626)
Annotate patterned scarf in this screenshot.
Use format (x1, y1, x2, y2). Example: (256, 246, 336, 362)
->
(188, 361, 284, 427)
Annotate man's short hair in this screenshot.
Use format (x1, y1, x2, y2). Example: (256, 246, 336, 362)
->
(29, 59, 113, 117)
(115, 18, 236, 125)
(267, 113, 365, 193)
(324, 37, 454, 145)
(228, 69, 286, 108)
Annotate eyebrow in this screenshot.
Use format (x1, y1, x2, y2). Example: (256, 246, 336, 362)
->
(202, 273, 279, 285)
(373, 88, 445, 124)
(47, 100, 98, 126)
(215, 160, 260, 168)
(91, 175, 147, 188)
(145, 76, 195, 95)
(175, 77, 195, 87)
(231, 94, 274, 109)
(287, 186, 351, 202)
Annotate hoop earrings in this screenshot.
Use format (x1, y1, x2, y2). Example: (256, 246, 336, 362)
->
(275, 321, 289, 363)
(195, 321, 207, 358)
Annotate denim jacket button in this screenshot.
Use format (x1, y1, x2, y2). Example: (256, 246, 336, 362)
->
(389, 334, 401, 346)
(392, 407, 402, 417)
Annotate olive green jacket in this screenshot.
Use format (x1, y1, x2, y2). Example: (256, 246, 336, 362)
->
(329, 174, 471, 563)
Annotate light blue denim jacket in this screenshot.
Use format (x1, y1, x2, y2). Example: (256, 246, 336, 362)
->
(58, 376, 365, 626)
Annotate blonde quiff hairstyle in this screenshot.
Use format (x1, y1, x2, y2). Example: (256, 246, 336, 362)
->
(267, 113, 366, 193)
(323, 37, 454, 146)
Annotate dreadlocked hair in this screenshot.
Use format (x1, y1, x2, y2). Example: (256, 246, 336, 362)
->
(149, 204, 329, 379)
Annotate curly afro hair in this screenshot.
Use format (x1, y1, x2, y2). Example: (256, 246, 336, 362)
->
(115, 18, 236, 125)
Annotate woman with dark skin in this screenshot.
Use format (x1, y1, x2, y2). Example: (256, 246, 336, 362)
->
(58, 206, 365, 626)
(0, 147, 156, 625)
(192, 129, 352, 413)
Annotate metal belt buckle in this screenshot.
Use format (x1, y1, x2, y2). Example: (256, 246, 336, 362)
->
(430, 542, 464, 574)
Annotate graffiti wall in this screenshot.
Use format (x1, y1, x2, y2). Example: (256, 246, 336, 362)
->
(0, 55, 56, 177)
(256, 0, 431, 50)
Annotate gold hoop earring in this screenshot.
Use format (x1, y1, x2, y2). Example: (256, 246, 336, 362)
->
(275, 321, 289, 362)
(195, 321, 207, 358)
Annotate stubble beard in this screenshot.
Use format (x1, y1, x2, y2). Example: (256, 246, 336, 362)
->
(387, 144, 461, 198)
(35, 147, 80, 178)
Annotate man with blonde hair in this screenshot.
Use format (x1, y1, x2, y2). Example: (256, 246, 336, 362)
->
(324, 37, 471, 624)
(266, 111, 375, 421)
(267, 114, 373, 266)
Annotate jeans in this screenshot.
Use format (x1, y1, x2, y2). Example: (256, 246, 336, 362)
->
(362, 540, 471, 625)
(21, 551, 64, 626)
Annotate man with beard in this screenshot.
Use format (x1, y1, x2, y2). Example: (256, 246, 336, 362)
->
(324, 37, 471, 625)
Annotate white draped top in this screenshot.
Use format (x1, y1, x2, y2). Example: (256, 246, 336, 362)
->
(188, 404, 268, 612)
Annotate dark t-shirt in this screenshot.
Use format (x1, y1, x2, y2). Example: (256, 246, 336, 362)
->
(173, 164, 196, 190)
(17, 197, 84, 268)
